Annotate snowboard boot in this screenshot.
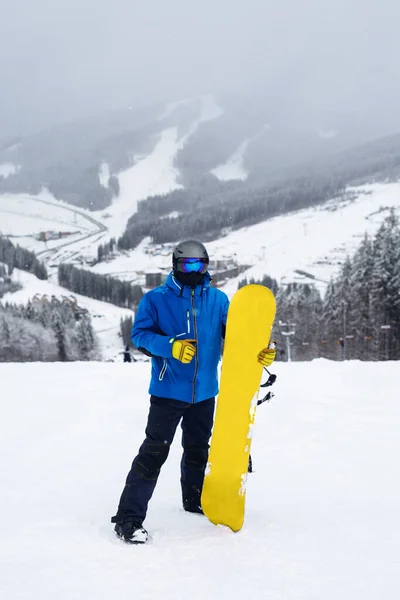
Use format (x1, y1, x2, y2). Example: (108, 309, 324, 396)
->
(112, 517, 148, 544)
(183, 503, 204, 514)
(182, 483, 204, 514)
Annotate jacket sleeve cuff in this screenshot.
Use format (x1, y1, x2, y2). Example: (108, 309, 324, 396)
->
(149, 334, 175, 358)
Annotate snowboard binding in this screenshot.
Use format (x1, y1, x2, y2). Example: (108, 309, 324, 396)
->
(248, 368, 277, 473)
(257, 368, 277, 405)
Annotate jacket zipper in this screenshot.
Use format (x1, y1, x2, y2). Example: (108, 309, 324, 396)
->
(191, 289, 198, 404)
(186, 309, 191, 334)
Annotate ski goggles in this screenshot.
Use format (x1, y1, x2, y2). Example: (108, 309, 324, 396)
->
(176, 258, 208, 274)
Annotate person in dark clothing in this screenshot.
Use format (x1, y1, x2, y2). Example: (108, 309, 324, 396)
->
(123, 344, 132, 363)
(112, 240, 276, 543)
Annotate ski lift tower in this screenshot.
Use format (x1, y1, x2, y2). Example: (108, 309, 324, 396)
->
(279, 320, 296, 362)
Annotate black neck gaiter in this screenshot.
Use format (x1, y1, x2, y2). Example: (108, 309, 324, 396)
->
(174, 270, 205, 288)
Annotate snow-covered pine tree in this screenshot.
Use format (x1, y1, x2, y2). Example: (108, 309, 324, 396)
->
(320, 280, 342, 360)
(0, 309, 58, 361)
(350, 234, 374, 359)
(370, 210, 400, 359)
(77, 312, 97, 360)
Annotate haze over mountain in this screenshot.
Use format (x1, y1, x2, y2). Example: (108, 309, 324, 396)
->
(1, 0, 400, 141)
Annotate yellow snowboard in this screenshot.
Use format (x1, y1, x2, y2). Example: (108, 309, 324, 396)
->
(201, 284, 276, 532)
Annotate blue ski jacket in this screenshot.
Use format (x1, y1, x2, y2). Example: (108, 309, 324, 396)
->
(131, 272, 229, 403)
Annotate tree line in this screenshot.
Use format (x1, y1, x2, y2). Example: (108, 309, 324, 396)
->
(58, 263, 143, 310)
(95, 175, 346, 259)
(245, 211, 400, 361)
(0, 236, 48, 280)
(0, 297, 98, 362)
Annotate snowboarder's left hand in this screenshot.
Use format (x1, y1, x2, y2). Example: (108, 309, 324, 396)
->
(257, 342, 276, 367)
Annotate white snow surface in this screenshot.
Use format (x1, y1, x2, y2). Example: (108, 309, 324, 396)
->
(214, 183, 400, 296)
(1, 359, 399, 599)
(211, 139, 250, 182)
(98, 162, 111, 188)
(103, 128, 184, 239)
(0, 190, 105, 254)
(0, 162, 20, 178)
(211, 126, 269, 182)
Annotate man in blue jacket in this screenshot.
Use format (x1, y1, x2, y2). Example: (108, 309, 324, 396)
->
(112, 240, 276, 543)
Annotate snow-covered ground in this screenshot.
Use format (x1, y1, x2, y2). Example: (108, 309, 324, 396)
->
(2, 270, 132, 360)
(211, 139, 250, 182)
(1, 359, 399, 599)
(91, 182, 400, 296)
(98, 162, 111, 187)
(102, 128, 184, 239)
(0, 190, 105, 255)
(211, 126, 270, 182)
(0, 162, 20, 178)
(213, 182, 400, 295)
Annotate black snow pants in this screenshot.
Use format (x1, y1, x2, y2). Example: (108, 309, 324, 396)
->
(114, 395, 215, 524)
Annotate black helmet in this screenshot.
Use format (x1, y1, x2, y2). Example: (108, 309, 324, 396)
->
(172, 240, 209, 269)
(172, 240, 209, 287)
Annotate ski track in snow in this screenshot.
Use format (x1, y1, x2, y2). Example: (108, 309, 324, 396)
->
(0, 360, 399, 599)
(211, 139, 250, 182)
(98, 162, 110, 188)
(103, 127, 184, 239)
(211, 125, 270, 182)
(100, 95, 224, 239)
(0, 162, 20, 178)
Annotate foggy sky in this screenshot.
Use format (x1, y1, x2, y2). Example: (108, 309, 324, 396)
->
(1, 0, 400, 137)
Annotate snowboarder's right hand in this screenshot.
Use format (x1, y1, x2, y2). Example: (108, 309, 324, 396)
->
(257, 342, 276, 367)
(171, 339, 197, 364)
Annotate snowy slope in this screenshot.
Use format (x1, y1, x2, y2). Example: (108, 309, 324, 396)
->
(0, 162, 20, 178)
(1, 359, 399, 599)
(211, 139, 250, 181)
(0, 190, 106, 256)
(96, 94, 224, 239)
(101, 127, 183, 239)
(210, 126, 270, 182)
(91, 182, 400, 296)
(213, 182, 400, 295)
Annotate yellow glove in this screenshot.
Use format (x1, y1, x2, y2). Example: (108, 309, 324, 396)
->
(257, 341, 276, 367)
(172, 339, 197, 364)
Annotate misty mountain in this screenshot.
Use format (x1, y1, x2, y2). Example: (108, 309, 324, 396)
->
(2, 94, 400, 214)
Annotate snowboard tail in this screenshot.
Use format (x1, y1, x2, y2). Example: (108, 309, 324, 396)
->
(201, 284, 276, 532)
